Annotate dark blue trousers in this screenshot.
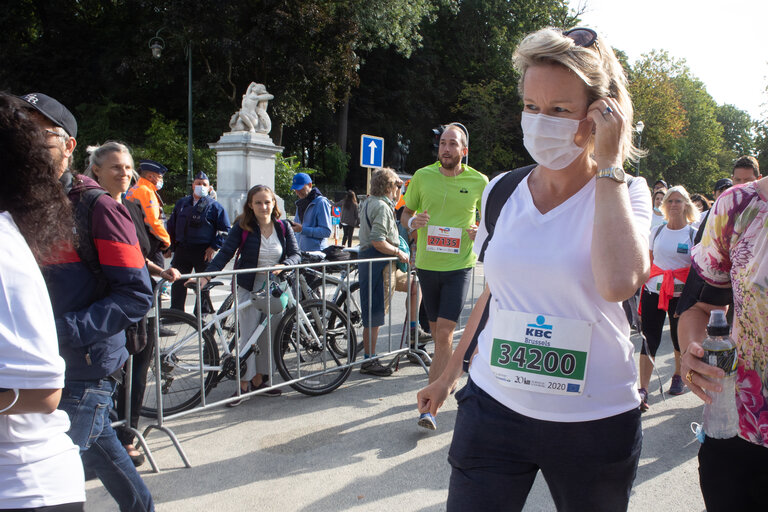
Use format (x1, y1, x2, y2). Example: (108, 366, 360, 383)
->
(447, 378, 642, 512)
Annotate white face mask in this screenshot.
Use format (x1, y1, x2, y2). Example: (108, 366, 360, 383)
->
(194, 185, 209, 197)
(521, 112, 586, 170)
(154, 179, 163, 191)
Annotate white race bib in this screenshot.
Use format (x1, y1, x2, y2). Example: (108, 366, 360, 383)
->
(489, 308, 593, 395)
(426, 225, 462, 254)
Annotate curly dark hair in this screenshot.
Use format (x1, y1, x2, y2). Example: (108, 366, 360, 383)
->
(0, 93, 73, 261)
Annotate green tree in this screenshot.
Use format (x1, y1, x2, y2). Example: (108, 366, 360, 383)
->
(629, 51, 725, 193)
(132, 110, 216, 204)
(716, 103, 756, 157)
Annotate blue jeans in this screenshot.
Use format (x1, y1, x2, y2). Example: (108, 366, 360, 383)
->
(447, 378, 642, 512)
(59, 378, 154, 512)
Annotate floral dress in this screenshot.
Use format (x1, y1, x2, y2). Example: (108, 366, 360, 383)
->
(692, 181, 768, 448)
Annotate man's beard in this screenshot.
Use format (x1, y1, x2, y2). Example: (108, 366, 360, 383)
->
(439, 153, 461, 171)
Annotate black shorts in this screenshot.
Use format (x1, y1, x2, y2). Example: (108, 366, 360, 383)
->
(675, 267, 733, 317)
(416, 267, 472, 323)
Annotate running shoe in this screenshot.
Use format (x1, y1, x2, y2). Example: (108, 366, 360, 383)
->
(360, 360, 393, 377)
(418, 412, 437, 430)
(668, 374, 686, 396)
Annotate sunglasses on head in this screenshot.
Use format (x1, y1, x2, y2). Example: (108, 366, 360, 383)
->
(563, 27, 598, 49)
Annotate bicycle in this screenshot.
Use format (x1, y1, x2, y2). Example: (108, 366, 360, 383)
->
(140, 271, 357, 417)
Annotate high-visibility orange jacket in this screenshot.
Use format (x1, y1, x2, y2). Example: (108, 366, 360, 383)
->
(125, 177, 171, 249)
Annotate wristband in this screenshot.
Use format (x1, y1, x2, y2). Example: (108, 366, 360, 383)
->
(408, 216, 416, 229)
(0, 388, 19, 414)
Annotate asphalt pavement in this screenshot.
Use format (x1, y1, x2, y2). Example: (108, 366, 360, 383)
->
(85, 264, 707, 511)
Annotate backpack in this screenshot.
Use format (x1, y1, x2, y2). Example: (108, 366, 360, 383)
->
(73, 188, 110, 300)
(73, 188, 149, 355)
(462, 165, 640, 372)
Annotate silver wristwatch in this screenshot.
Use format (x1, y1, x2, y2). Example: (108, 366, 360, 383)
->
(596, 166, 627, 183)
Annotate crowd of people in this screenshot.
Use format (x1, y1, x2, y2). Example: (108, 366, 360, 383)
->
(1, 26, 766, 512)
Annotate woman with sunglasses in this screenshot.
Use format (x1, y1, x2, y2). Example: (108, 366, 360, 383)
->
(199, 185, 300, 406)
(638, 186, 697, 410)
(417, 27, 651, 510)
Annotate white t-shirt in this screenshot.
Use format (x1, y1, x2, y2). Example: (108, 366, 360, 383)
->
(469, 174, 651, 422)
(650, 211, 666, 234)
(258, 228, 283, 269)
(0, 212, 85, 508)
(646, 224, 695, 295)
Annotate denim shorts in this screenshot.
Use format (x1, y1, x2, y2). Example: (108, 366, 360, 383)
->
(447, 378, 642, 512)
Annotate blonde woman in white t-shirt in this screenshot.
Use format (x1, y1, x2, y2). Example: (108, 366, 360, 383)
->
(417, 28, 651, 511)
(638, 185, 698, 410)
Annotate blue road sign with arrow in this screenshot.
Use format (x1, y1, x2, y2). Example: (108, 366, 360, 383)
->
(360, 134, 384, 168)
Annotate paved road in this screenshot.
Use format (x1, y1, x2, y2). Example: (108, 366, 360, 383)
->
(86, 266, 707, 511)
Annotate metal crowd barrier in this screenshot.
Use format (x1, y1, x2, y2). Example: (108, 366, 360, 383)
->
(112, 256, 486, 472)
(130, 255, 450, 470)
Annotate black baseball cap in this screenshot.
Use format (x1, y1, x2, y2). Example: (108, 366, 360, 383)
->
(714, 178, 733, 192)
(17, 92, 77, 138)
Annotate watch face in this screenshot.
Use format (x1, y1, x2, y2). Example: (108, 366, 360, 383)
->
(614, 167, 625, 181)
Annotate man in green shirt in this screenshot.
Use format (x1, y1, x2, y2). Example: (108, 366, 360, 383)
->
(401, 124, 488, 429)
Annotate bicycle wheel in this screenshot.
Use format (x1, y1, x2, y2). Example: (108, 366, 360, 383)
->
(140, 309, 220, 418)
(273, 300, 357, 396)
(213, 292, 236, 346)
(335, 280, 362, 328)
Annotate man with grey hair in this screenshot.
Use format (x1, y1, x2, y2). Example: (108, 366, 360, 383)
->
(20, 92, 155, 511)
(18, 92, 77, 189)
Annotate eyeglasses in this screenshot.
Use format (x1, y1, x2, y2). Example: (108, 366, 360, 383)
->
(43, 129, 66, 139)
(563, 27, 598, 49)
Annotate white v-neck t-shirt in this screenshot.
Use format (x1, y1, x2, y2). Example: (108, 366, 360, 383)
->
(470, 174, 651, 422)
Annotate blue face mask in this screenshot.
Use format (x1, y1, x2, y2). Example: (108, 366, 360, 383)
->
(194, 185, 209, 197)
(154, 179, 163, 191)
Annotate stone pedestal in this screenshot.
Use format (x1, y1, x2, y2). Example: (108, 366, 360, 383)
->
(209, 131, 284, 222)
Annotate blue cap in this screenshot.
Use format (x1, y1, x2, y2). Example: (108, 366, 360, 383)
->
(291, 172, 312, 190)
(194, 171, 209, 181)
(138, 159, 168, 175)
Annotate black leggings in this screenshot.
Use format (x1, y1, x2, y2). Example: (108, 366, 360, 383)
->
(341, 225, 355, 247)
(640, 289, 679, 357)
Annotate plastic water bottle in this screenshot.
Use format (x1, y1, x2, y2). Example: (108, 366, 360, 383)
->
(701, 310, 739, 439)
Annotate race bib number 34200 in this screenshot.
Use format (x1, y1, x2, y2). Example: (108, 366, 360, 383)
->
(489, 309, 593, 395)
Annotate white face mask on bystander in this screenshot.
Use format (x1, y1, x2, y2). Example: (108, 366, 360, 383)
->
(521, 112, 586, 170)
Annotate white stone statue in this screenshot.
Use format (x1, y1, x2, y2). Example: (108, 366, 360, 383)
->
(228, 82, 274, 134)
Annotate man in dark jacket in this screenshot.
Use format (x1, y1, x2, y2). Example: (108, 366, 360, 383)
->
(166, 171, 230, 311)
(21, 92, 155, 512)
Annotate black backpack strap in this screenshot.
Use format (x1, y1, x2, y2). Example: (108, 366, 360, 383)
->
(477, 164, 536, 262)
(462, 164, 534, 372)
(73, 188, 110, 298)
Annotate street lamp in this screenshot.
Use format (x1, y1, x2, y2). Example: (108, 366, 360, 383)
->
(635, 120, 645, 177)
(148, 28, 194, 188)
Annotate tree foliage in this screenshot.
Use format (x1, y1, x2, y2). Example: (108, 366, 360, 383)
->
(629, 51, 731, 194)
(1, 1, 762, 196)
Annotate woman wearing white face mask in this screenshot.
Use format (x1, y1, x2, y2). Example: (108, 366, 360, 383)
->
(418, 27, 651, 511)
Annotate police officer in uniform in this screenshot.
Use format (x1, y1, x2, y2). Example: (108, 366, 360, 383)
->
(166, 171, 231, 311)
